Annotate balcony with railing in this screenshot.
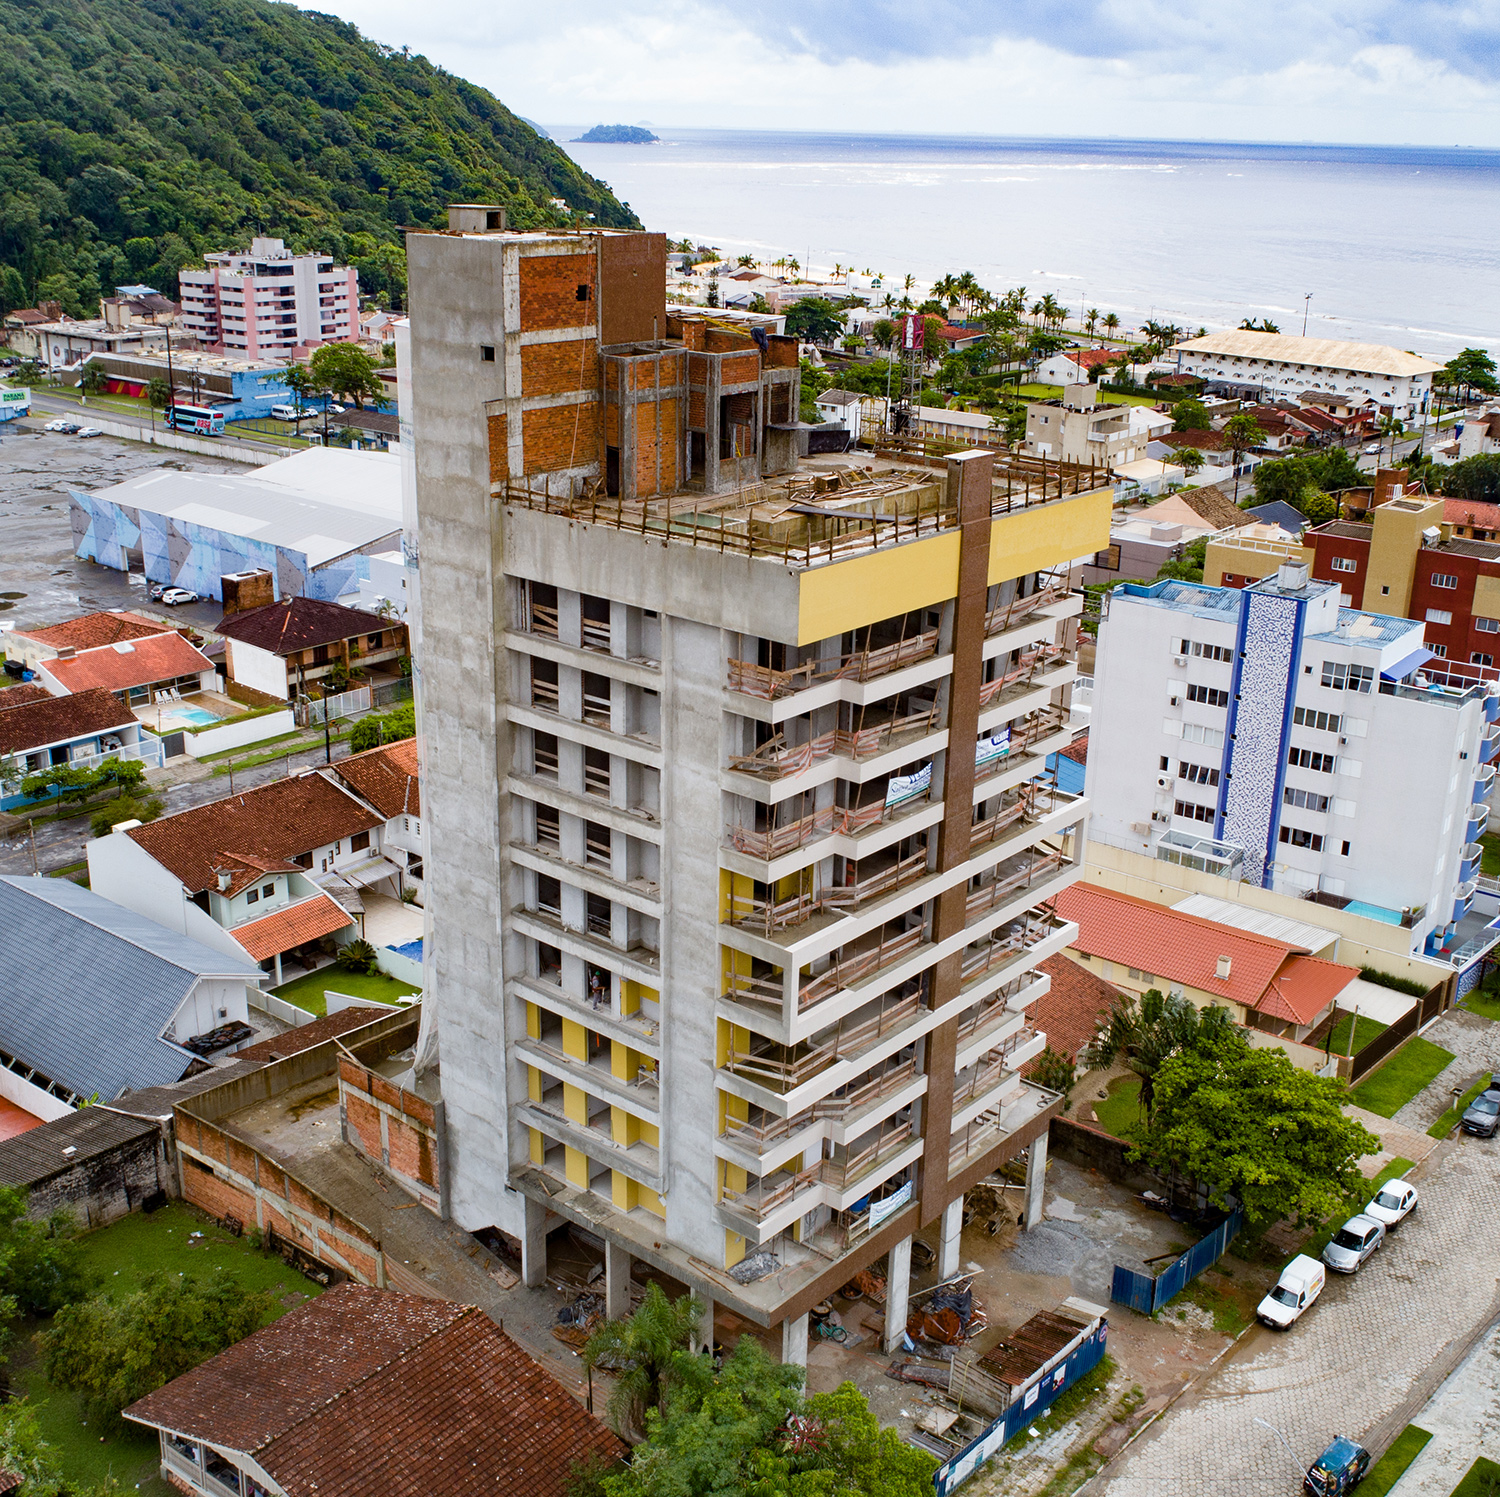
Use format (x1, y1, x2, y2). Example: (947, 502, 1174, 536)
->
(726, 696, 941, 785)
(976, 643, 1068, 719)
(521, 1078, 663, 1185)
(963, 846, 1069, 929)
(726, 841, 931, 938)
(723, 774, 936, 865)
(727, 628, 941, 702)
(972, 706, 1069, 792)
(984, 575, 1072, 640)
(958, 906, 1073, 994)
(947, 1078, 1058, 1177)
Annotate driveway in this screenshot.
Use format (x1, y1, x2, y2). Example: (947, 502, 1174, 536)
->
(1098, 1126, 1500, 1497)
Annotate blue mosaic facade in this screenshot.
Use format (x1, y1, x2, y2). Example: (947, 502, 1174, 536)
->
(1217, 588, 1306, 889)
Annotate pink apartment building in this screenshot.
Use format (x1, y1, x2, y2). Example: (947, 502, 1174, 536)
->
(178, 237, 358, 356)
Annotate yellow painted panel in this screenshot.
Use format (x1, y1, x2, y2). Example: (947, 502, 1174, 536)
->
(528, 1065, 542, 1103)
(720, 868, 755, 925)
(561, 1019, 588, 1060)
(611, 1040, 635, 1081)
(719, 1089, 749, 1131)
(611, 1104, 640, 1147)
(565, 1145, 589, 1188)
(612, 1170, 637, 1210)
(529, 1127, 544, 1165)
(638, 1186, 665, 1219)
(526, 1002, 541, 1040)
(987, 487, 1113, 586)
(796, 531, 961, 645)
(563, 1083, 588, 1125)
(639, 1120, 660, 1148)
(1475, 574, 1500, 621)
(1203, 536, 1309, 588)
(620, 981, 656, 1017)
(725, 1230, 746, 1269)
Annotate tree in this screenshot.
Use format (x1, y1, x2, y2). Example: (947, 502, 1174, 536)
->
(1223, 413, 1266, 501)
(1085, 990, 1233, 1119)
(91, 793, 164, 837)
(582, 1282, 705, 1440)
(1173, 398, 1211, 432)
(46, 1271, 276, 1430)
(0, 1401, 71, 1497)
(915, 298, 947, 318)
(1085, 307, 1100, 342)
(705, 275, 720, 308)
(783, 298, 843, 345)
(1445, 347, 1498, 403)
(1239, 317, 1280, 333)
(146, 377, 172, 412)
(1103, 312, 1120, 336)
(593, 1337, 936, 1497)
(307, 344, 385, 410)
(1441, 453, 1500, 505)
(1378, 414, 1406, 465)
(77, 363, 106, 398)
(349, 702, 415, 752)
(1253, 450, 1364, 514)
(281, 361, 326, 416)
(1132, 1023, 1380, 1232)
(871, 317, 896, 350)
(735, 253, 756, 269)
(1175, 447, 1205, 478)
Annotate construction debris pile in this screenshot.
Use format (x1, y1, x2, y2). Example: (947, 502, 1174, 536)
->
(906, 1274, 989, 1348)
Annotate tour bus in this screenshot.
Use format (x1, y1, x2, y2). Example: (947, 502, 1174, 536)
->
(166, 404, 225, 436)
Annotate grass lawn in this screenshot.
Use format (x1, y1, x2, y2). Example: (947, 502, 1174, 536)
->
(1427, 1074, 1495, 1138)
(1449, 1456, 1500, 1497)
(1362, 1425, 1433, 1497)
(1349, 1037, 1456, 1117)
(272, 965, 419, 1017)
(12, 1203, 322, 1494)
(1091, 1076, 1144, 1139)
(1463, 988, 1500, 1023)
(1481, 833, 1500, 878)
(1328, 1012, 1390, 1057)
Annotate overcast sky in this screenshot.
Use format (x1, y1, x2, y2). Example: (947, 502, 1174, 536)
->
(315, 0, 1500, 146)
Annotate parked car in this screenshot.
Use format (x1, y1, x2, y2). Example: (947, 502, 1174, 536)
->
(1362, 444, 1381, 454)
(148, 583, 168, 601)
(159, 588, 199, 606)
(327, 403, 346, 414)
(270, 403, 311, 421)
(1322, 1212, 1385, 1274)
(44, 419, 80, 433)
(1364, 1177, 1418, 1228)
(75, 427, 102, 438)
(1305, 1437, 1371, 1497)
(1257, 1254, 1325, 1328)
(1462, 1077, 1500, 1137)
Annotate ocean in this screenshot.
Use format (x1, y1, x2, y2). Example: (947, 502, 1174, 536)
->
(552, 128, 1500, 360)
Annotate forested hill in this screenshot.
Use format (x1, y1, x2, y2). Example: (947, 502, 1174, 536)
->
(0, 0, 640, 316)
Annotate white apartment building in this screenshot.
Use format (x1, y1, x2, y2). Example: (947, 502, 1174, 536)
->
(405, 210, 1112, 1365)
(179, 237, 359, 356)
(1023, 387, 1172, 470)
(1170, 331, 1442, 421)
(1088, 561, 1500, 965)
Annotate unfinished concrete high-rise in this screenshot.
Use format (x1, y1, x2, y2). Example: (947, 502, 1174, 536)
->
(406, 207, 1113, 1359)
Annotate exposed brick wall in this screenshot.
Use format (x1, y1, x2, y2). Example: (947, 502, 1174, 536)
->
(706, 328, 755, 354)
(523, 402, 599, 475)
(224, 678, 284, 709)
(338, 1057, 440, 1210)
(519, 253, 596, 333)
(688, 391, 706, 429)
(487, 411, 509, 484)
(522, 340, 598, 397)
(718, 351, 761, 386)
(633, 397, 680, 493)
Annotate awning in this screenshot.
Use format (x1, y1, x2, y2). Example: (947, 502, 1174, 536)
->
(232, 892, 353, 961)
(337, 857, 403, 889)
(1381, 646, 1435, 681)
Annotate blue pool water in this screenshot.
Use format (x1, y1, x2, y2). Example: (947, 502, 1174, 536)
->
(171, 706, 220, 726)
(1342, 900, 1401, 926)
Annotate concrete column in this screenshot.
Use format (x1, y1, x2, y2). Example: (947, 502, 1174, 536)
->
(1024, 1133, 1049, 1230)
(781, 1311, 808, 1368)
(695, 1295, 715, 1354)
(605, 1240, 632, 1320)
(883, 1235, 913, 1354)
(938, 1196, 964, 1281)
(521, 1195, 548, 1289)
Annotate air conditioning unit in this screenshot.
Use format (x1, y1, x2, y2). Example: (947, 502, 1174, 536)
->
(1173, 654, 1188, 666)
(1169, 695, 1181, 707)
(1156, 775, 1172, 789)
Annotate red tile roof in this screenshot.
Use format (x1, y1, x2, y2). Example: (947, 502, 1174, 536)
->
(43, 632, 214, 695)
(1445, 499, 1500, 533)
(331, 737, 420, 819)
(218, 596, 389, 655)
(0, 687, 136, 756)
(234, 1006, 394, 1063)
(1058, 731, 1089, 766)
(128, 774, 380, 893)
(13, 611, 169, 652)
(1067, 348, 1119, 370)
(1053, 884, 1358, 1024)
(230, 892, 353, 961)
(1029, 954, 1119, 1066)
(0, 683, 53, 711)
(124, 1284, 625, 1497)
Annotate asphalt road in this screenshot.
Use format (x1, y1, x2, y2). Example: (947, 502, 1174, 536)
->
(24, 390, 291, 459)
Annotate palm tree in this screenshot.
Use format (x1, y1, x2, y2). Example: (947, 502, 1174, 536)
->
(1085, 989, 1231, 1119)
(931, 274, 958, 314)
(582, 1282, 705, 1440)
(1103, 311, 1120, 339)
(1085, 308, 1100, 342)
(1379, 414, 1406, 465)
(1039, 293, 1065, 330)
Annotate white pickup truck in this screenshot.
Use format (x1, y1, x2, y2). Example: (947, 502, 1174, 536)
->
(1256, 1254, 1325, 1329)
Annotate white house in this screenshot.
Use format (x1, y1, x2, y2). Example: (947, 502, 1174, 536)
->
(1025, 387, 1172, 469)
(330, 738, 425, 906)
(1171, 331, 1442, 421)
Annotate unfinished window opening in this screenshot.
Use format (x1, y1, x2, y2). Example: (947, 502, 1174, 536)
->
(533, 730, 559, 780)
(584, 821, 611, 870)
(582, 672, 611, 727)
(536, 940, 562, 983)
(480, 345, 495, 362)
(530, 657, 559, 712)
(690, 430, 706, 478)
(528, 580, 559, 637)
(605, 446, 620, 498)
(581, 595, 612, 654)
(586, 963, 611, 1010)
(536, 873, 562, 918)
(536, 803, 561, 850)
(718, 391, 757, 459)
(584, 746, 611, 798)
(576, 283, 592, 302)
(586, 892, 613, 939)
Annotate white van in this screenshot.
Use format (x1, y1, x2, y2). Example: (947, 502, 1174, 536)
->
(270, 403, 308, 421)
(1256, 1254, 1325, 1329)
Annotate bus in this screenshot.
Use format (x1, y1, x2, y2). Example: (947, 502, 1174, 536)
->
(165, 404, 225, 436)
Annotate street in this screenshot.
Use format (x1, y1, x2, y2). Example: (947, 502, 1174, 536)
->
(1098, 1010, 1500, 1497)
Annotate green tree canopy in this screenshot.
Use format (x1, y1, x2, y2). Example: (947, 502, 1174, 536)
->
(1444, 348, 1498, 401)
(1440, 453, 1500, 505)
(582, 1282, 705, 1441)
(1251, 450, 1364, 514)
(45, 1271, 276, 1430)
(0, 0, 636, 314)
(308, 344, 385, 409)
(1132, 1023, 1380, 1230)
(348, 701, 415, 753)
(783, 299, 844, 344)
(1173, 399, 1211, 432)
(1174, 447, 1205, 477)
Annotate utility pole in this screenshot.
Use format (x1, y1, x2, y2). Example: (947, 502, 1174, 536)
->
(1254, 1419, 1308, 1485)
(1303, 294, 1312, 337)
(28, 819, 38, 877)
(164, 325, 177, 428)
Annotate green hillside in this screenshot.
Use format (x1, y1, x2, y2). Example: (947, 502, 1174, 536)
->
(0, 0, 640, 316)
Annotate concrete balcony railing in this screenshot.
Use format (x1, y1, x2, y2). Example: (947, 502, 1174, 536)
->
(960, 908, 1071, 989)
(725, 846, 930, 936)
(797, 924, 926, 1012)
(720, 1118, 914, 1223)
(727, 630, 940, 701)
(952, 1030, 1036, 1108)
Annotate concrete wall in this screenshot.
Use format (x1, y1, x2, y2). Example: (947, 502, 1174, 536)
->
(35, 415, 280, 464)
(338, 1053, 441, 1211)
(224, 641, 289, 701)
(21, 1124, 171, 1228)
(0, 1068, 73, 1124)
(182, 708, 296, 759)
(164, 977, 253, 1047)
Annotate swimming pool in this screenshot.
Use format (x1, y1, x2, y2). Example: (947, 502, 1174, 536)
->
(166, 705, 220, 727)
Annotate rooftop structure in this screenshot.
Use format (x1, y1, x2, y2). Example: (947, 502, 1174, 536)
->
(0, 876, 264, 1105)
(331, 738, 421, 820)
(69, 448, 403, 603)
(1171, 331, 1443, 420)
(1023, 387, 1172, 471)
(406, 206, 1113, 1368)
(0, 686, 136, 758)
(179, 236, 359, 356)
(216, 596, 408, 701)
(125, 1284, 625, 1497)
(36, 631, 216, 702)
(1087, 560, 1500, 969)
(6, 610, 167, 665)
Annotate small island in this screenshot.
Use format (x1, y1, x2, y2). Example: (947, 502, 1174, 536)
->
(573, 124, 658, 144)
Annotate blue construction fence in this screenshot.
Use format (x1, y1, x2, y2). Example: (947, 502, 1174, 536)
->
(1110, 1208, 1243, 1315)
(932, 1316, 1108, 1496)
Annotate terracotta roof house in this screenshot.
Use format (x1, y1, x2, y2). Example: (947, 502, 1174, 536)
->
(1445, 498, 1500, 541)
(1025, 954, 1120, 1072)
(7, 610, 171, 667)
(125, 1284, 625, 1497)
(85, 773, 383, 981)
(0, 686, 155, 809)
(328, 739, 425, 906)
(36, 631, 217, 706)
(1052, 883, 1361, 1044)
(0, 682, 53, 711)
(216, 597, 408, 701)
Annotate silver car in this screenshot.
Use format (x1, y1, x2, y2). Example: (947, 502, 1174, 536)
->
(1364, 1178, 1418, 1229)
(1323, 1212, 1385, 1274)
